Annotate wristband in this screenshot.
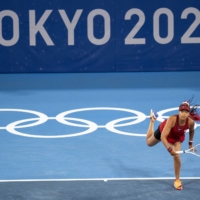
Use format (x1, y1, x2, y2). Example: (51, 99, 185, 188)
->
(189, 141, 193, 145)
(167, 147, 172, 153)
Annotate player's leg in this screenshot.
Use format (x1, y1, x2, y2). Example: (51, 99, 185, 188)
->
(146, 110, 160, 146)
(172, 142, 182, 190)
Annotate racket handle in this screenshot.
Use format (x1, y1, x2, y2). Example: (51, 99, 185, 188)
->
(176, 150, 185, 154)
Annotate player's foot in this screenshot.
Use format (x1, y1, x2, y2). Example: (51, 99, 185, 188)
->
(174, 179, 183, 190)
(150, 109, 158, 122)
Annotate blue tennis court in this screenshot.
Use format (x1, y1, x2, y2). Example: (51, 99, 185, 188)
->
(0, 71, 200, 199)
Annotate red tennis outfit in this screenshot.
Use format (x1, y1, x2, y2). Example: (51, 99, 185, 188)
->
(159, 115, 189, 144)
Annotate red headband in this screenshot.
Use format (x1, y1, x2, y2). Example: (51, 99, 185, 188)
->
(179, 104, 190, 112)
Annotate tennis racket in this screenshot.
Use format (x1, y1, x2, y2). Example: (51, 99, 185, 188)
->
(176, 144, 200, 157)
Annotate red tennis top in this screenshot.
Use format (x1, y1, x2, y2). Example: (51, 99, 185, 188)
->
(159, 115, 189, 144)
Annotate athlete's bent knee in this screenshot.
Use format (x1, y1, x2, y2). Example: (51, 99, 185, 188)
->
(146, 140, 154, 147)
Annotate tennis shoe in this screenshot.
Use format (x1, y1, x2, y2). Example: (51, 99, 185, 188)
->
(174, 179, 183, 190)
(150, 109, 158, 121)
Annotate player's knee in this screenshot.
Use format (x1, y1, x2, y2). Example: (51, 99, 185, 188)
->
(146, 140, 154, 147)
(174, 154, 181, 163)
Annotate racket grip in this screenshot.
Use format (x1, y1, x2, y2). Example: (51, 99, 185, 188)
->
(176, 150, 185, 154)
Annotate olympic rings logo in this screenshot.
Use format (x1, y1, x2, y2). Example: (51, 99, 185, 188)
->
(0, 107, 199, 138)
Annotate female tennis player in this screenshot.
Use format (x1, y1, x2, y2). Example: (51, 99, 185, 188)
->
(146, 97, 200, 190)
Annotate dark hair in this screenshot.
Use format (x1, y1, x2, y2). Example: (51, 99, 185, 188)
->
(186, 96, 200, 121)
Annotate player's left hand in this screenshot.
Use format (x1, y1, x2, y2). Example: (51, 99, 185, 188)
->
(189, 145, 194, 150)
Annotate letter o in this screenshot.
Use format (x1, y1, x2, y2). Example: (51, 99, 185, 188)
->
(87, 9, 110, 45)
(0, 10, 19, 46)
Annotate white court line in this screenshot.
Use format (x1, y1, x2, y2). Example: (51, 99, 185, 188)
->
(0, 177, 200, 182)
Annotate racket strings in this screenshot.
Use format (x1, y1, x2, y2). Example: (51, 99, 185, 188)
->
(195, 146, 200, 156)
(192, 145, 200, 157)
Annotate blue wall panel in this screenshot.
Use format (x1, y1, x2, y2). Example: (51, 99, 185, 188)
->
(115, 0, 200, 72)
(0, 0, 200, 73)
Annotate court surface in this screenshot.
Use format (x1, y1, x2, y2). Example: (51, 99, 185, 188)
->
(0, 71, 200, 199)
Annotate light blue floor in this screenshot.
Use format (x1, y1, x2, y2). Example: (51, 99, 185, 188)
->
(0, 72, 200, 180)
